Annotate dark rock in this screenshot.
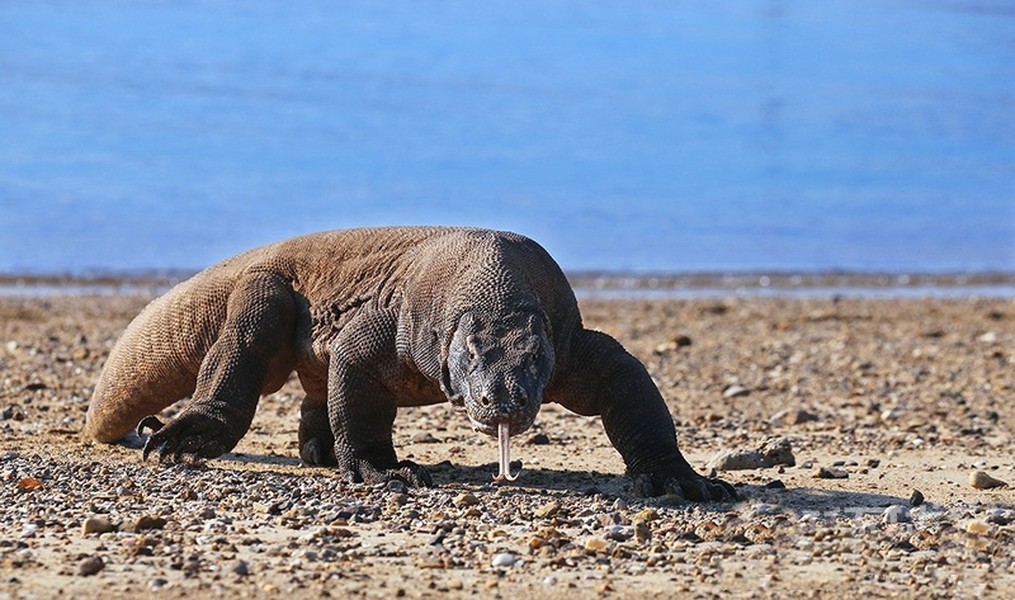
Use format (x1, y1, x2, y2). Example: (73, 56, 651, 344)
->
(909, 490, 925, 507)
(77, 556, 105, 576)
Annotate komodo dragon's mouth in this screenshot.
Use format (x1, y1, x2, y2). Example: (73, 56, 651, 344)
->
(469, 419, 520, 482)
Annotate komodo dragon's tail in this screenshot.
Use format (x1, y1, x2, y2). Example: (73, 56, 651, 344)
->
(83, 273, 233, 442)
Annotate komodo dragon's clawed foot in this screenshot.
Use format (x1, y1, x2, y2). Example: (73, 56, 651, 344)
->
(138, 412, 233, 463)
(631, 470, 738, 502)
(337, 458, 434, 488)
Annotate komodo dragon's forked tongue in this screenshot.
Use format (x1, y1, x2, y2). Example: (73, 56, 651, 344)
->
(493, 422, 519, 482)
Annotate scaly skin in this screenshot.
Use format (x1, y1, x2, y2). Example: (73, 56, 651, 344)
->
(84, 227, 735, 501)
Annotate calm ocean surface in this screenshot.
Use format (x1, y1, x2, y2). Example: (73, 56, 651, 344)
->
(1, 1, 1013, 275)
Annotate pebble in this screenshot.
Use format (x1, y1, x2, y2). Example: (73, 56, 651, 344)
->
(584, 538, 609, 552)
(706, 437, 795, 471)
(769, 408, 819, 426)
(653, 335, 692, 354)
(909, 490, 925, 507)
(722, 384, 751, 398)
(149, 578, 168, 591)
(230, 559, 250, 576)
(633, 508, 658, 521)
(490, 552, 517, 568)
(453, 493, 480, 508)
(969, 470, 1008, 489)
(965, 520, 990, 535)
(534, 500, 560, 518)
(82, 516, 115, 535)
(986, 509, 1010, 526)
(78, 556, 105, 577)
(130, 515, 168, 532)
(813, 467, 849, 479)
(882, 505, 910, 524)
(633, 520, 652, 543)
(411, 432, 440, 443)
(525, 433, 551, 445)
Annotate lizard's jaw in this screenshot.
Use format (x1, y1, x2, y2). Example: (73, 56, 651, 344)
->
(466, 413, 534, 438)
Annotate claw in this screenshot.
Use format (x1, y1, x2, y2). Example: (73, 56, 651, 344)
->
(142, 438, 161, 462)
(136, 415, 165, 437)
(138, 416, 167, 462)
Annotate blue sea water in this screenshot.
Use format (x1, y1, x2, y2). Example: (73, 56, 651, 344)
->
(1, 0, 1013, 274)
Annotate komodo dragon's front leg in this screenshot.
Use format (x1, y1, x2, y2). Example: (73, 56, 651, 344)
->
(140, 273, 297, 461)
(326, 309, 433, 487)
(550, 329, 736, 501)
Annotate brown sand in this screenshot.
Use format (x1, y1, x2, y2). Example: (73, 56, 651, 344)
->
(1, 293, 1013, 599)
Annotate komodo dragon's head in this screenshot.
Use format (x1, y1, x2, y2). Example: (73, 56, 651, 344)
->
(442, 308, 554, 479)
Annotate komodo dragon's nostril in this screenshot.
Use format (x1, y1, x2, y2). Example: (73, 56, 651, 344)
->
(479, 395, 492, 407)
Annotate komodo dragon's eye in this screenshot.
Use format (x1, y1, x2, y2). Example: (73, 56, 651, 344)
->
(465, 335, 482, 363)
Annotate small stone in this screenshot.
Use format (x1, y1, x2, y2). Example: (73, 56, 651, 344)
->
(965, 520, 990, 535)
(986, 509, 1010, 526)
(526, 433, 551, 445)
(453, 493, 480, 508)
(722, 385, 750, 398)
(969, 471, 1008, 490)
(765, 480, 786, 489)
(584, 538, 609, 552)
(130, 515, 167, 532)
(16, 477, 42, 491)
(882, 505, 910, 524)
(416, 550, 449, 569)
(604, 525, 631, 542)
(82, 516, 115, 535)
(490, 552, 516, 568)
(706, 449, 766, 471)
(534, 500, 560, 518)
(78, 556, 105, 576)
(909, 490, 924, 507)
(149, 578, 168, 591)
(633, 520, 652, 543)
(706, 437, 794, 471)
(770, 408, 818, 426)
(977, 331, 997, 343)
(231, 559, 250, 576)
(411, 432, 440, 443)
(813, 467, 849, 479)
(633, 508, 658, 521)
(653, 335, 692, 354)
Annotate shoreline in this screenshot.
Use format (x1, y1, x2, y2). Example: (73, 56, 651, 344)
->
(3, 270, 1015, 298)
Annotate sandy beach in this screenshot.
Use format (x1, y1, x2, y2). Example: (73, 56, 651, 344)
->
(1, 292, 1013, 598)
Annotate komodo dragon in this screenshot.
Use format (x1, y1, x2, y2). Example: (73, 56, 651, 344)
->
(83, 227, 735, 501)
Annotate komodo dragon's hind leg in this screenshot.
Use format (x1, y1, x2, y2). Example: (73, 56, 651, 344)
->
(327, 309, 432, 487)
(140, 273, 297, 462)
(549, 329, 736, 502)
